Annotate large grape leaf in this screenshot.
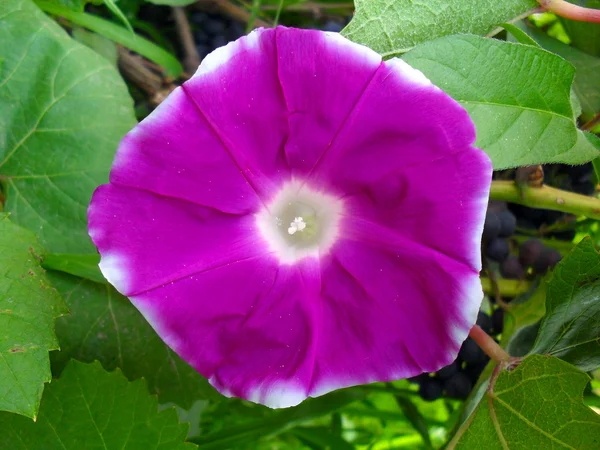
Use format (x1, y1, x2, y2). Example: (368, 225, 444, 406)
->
(0, 0, 136, 254)
(49, 272, 220, 408)
(342, 0, 537, 57)
(402, 34, 600, 169)
(0, 214, 67, 419)
(530, 238, 600, 372)
(514, 21, 600, 120)
(0, 360, 196, 449)
(449, 355, 600, 449)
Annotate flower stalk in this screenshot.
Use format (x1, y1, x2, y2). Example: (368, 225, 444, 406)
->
(469, 325, 511, 363)
(538, 0, 600, 23)
(490, 180, 600, 220)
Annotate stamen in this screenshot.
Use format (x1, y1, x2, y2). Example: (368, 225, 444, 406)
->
(287, 217, 307, 235)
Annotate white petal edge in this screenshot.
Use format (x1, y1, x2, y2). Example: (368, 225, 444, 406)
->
(193, 28, 265, 78)
(98, 252, 130, 295)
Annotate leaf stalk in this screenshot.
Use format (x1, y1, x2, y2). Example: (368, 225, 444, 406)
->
(538, 0, 600, 23)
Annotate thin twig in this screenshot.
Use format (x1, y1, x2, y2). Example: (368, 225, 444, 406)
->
(173, 7, 201, 74)
(582, 112, 600, 131)
(486, 7, 544, 37)
(117, 47, 176, 106)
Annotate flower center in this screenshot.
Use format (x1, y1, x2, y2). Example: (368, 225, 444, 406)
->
(256, 180, 344, 264)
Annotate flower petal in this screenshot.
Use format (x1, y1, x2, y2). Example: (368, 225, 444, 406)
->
(88, 184, 268, 297)
(342, 149, 491, 271)
(129, 258, 322, 408)
(183, 28, 289, 200)
(307, 57, 480, 193)
(310, 231, 482, 396)
(109, 87, 260, 215)
(274, 27, 382, 177)
(301, 57, 491, 269)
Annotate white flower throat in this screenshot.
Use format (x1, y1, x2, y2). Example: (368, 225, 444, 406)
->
(255, 180, 344, 264)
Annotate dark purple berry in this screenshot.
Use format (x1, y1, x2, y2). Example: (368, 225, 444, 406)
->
(459, 338, 488, 364)
(483, 211, 501, 241)
(492, 308, 504, 334)
(488, 200, 507, 212)
(194, 29, 209, 44)
(500, 255, 525, 279)
(573, 180, 595, 196)
(419, 379, 443, 401)
(204, 18, 227, 35)
(444, 372, 473, 399)
(407, 373, 429, 384)
(437, 361, 459, 380)
(464, 362, 488, 382)
(190, 11, 208, 26)
(519, 239, 545, 267)
(486, 238, 509, 262)
(211, 35, 228, 49)
(533, 248, 562, 274)
(322, 20, 344, 32)
(476, 312, 493, 334)
(497, 210, 517, 237)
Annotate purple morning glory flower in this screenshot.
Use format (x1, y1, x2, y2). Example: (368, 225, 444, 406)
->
(88, 27, 492, 408)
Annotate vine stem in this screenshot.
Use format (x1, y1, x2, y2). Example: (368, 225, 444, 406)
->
(469, 325, 511, 363)
(490, 180, 600, 221)
(480, 276, 532, 297)
(538, 0, 600, 23)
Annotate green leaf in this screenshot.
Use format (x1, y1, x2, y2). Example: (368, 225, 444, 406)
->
(103, 0, 133, 32)
(41, 253, 105, 284)
(503, 281, 546, 354)
(48, 273, 220, 408)
(516, 21, 600, 119)
(289, 426, 355, 450)
(501, 22, 539, 46)
(402, 34, 600, 169)
(342, 0, 537, 57)
(72, 27, 118, 66)
(0, 360, 196, 449)
(530, 238, 600, 372)
(35, 0, 183, 77)
(145, 0, 197, 5)
(0, 215, 67, 419)
(448, 355, 600, 449)
(393, 395, 433, 449)
(0, 0, 136, 254)
(50, 0, 87, 11)
(193, 390, 364, 449)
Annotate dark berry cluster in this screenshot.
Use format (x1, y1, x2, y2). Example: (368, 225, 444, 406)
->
(190, 10, 246, 60)
(483, 201, 562, 278)
(483, 201, 516, 262)
(410, 312, 502, 401)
